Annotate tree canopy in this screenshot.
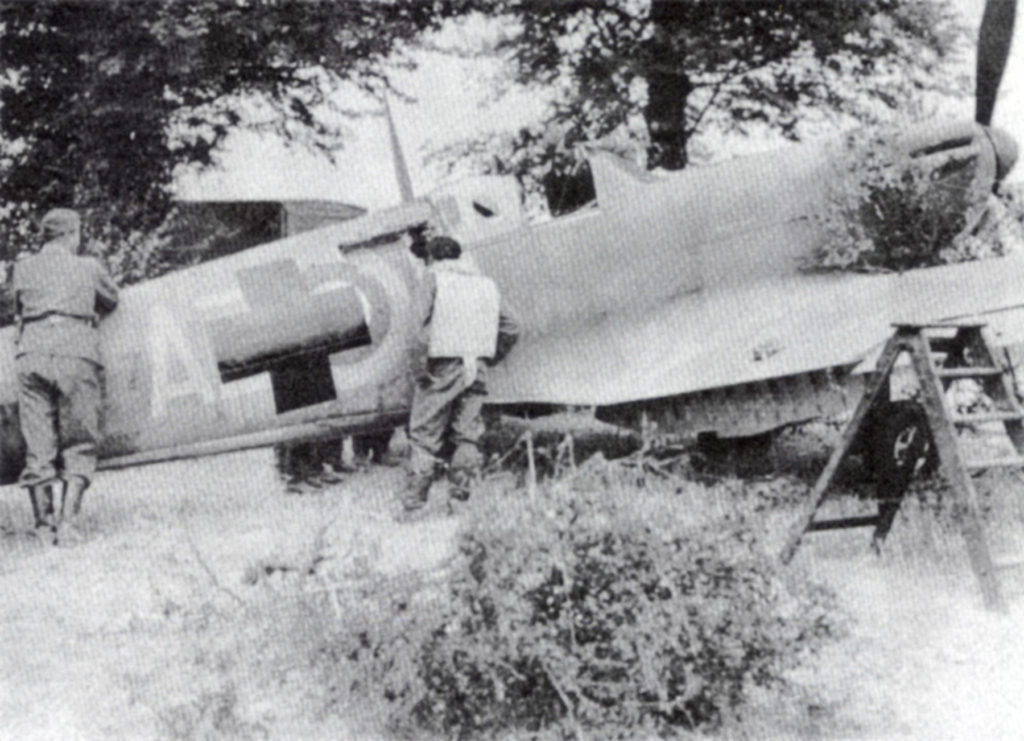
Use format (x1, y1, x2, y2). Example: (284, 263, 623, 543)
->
(0, 0, 970, 257)
(434, 0, 967, 213)
(0, 0, 445, 263)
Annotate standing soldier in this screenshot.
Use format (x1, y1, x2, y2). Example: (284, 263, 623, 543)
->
(400, 235, 519, 516)
(12, 208, 118, 544)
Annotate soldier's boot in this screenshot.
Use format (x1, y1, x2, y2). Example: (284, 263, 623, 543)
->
(55, 476, 89, 547)
(27, 479, 58, 533)
(27, 486, 43, 530)
(449, 443, 483, 502)
(400, 474, 432, 511)
(65, 475, 88, 518)
(394, 472, 435, 523)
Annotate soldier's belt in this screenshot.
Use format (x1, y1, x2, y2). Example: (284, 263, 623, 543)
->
(21, 311, 96, 327)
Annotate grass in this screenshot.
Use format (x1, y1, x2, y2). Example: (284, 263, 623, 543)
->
(3, 419, 1024, 739)
(278, 419, 1024, 738)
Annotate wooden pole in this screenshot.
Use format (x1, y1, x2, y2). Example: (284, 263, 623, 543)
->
(526, 430, 538, 504)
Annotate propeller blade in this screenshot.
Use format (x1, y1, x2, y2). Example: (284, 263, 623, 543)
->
(976, 0, 1017, 125)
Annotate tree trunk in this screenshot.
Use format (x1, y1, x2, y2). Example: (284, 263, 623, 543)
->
(645, 0, 693, 170)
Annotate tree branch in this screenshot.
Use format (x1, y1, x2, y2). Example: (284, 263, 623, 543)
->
(684, 60, 742, 138)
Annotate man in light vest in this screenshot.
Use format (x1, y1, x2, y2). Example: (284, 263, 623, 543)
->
(401, 235, 518, 514)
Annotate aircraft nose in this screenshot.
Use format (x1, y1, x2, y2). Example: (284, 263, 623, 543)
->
(987, 125, 1019, 180)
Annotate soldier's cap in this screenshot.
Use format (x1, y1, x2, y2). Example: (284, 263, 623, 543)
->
(424, 235, 462, 261)
(40, 208, 81, 238)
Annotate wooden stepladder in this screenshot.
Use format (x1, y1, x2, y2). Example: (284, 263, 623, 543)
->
(780, 322, 1024, 612)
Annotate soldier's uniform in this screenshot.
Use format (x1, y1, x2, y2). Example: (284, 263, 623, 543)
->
(402, 236, 519, 513)
(12, 208, 118, 537)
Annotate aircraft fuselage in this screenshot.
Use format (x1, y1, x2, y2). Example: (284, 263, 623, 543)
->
(0, 118, 1019, 483)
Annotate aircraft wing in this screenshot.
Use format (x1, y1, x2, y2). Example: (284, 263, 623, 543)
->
(487, 251, 1024, 406)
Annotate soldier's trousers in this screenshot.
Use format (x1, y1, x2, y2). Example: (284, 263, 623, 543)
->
(16, 353, 102, 486)
(408, 357, 486, 483)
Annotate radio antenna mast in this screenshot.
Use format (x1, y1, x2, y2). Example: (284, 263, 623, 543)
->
(384, 91, 415, 204)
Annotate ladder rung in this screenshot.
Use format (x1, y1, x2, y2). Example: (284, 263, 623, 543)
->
(936, 367, 1002, 378)
(952, 410, 1024, 424)
(807, 515, 881, 532)
(966, 455, 1024, 470)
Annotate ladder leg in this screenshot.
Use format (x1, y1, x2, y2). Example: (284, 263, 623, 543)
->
(780, 337, 905, 564)
(978, 327, 1024, 454)
(906, 330, 1007, 612)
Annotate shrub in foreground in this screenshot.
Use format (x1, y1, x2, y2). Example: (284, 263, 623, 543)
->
(334, 481, 839, 739)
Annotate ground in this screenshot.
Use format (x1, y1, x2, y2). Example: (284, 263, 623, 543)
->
(2, 430, 1024, 740)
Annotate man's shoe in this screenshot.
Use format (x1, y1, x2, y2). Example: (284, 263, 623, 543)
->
(399, 475, 432, 511)
(394, 488, 431, 523)
(63, 475, 89, 518)
(55, 518, 88, 547)
(393, 505, 432, 523)
(399, 493, 427, 511)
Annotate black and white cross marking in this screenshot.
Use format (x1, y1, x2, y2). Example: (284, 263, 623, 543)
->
(206, 259, 376, 414)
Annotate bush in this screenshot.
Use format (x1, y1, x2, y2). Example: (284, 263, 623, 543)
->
(331, 479, 840, 739)
(806, 125, 1023, 273)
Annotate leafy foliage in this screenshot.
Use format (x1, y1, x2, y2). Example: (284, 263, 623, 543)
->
(432, 0, 966, 213)
(0, 1, 448, 273)
(807, 127, 1024, 272)
(330, 479, 840, 739)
